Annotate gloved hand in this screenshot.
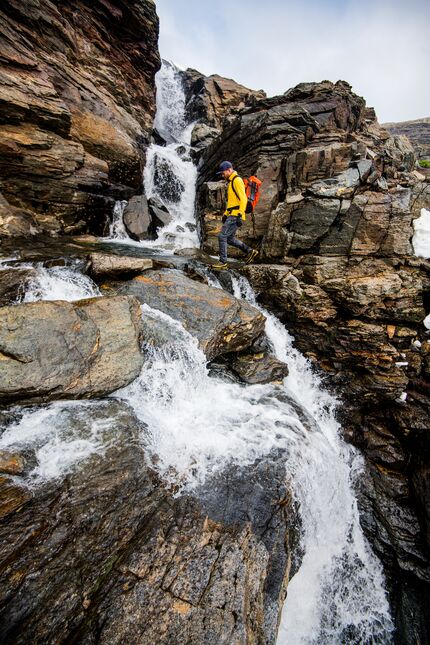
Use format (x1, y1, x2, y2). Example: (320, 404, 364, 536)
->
(236, 215, 243, 228)
(222, 214, 227, 223)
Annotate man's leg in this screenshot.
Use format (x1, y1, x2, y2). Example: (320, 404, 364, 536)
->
(228, 236, 251, 255)
(226, 218, 251, 254)
(227, 220, 259, 264)
(218, 217, 237, 262)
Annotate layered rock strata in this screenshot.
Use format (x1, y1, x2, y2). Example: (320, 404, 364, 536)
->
(0, 0, 160, 236)
(384, 118, 430, 161)
(196, 77, 430, 639)
(179, 68, 266, 157)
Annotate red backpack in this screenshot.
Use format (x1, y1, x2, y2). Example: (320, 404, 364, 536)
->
(231, 175, 263, 214)
(243, 176, 263, 213)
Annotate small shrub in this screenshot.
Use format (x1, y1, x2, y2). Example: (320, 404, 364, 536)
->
(419, 159, 430, 168)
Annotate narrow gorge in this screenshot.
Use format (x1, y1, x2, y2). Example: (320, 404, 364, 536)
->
(0, 1, 429, 644)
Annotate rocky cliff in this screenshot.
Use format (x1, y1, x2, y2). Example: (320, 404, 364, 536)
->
(384, 118, 430, 161)
(179, 68, 266, 158)
(0, 0, 160, 237)
(195, 79, 430, 641)
(1, 2, 430, 640)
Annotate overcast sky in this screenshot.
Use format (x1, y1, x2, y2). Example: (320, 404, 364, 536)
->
(155, 0, 429, 123)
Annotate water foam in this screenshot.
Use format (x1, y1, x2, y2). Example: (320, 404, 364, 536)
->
(22, 265, 100, 302)
(0, 401, 112, 484)
(108, 200, 129, 240)
(114, 305, 307, 489)
(231, 276, 393, 644)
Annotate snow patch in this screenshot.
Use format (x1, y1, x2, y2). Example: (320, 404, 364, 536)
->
(412, 208, 430, 258)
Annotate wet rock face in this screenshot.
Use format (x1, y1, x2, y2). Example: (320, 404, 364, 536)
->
(0, 202, 41, 238)
(108, 269, 266, 359)
(0, 0, 160, 235)
(197, 79, 418, 258)
(241, 254, 430, 619)
(0, 268, 37, 305)
(87, 253, 154, 279)
(0, 400, 295, 644)
(0, 295, 144, 403)
(122, 195, 173, 241)
(180, 68, 266, 131)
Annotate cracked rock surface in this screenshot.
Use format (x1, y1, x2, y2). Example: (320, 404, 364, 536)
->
(0, 401, 295, 645)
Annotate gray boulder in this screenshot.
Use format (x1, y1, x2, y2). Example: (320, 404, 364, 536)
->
(148, 196, 172, 229)
(0, 296, 144, 404)
(123, 196, 152, 240)
(109, 269, 266, 359)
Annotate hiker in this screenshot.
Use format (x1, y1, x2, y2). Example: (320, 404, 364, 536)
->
(211, 161, 258, 270)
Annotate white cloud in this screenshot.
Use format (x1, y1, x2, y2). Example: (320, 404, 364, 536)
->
(156, 0, 429, 122)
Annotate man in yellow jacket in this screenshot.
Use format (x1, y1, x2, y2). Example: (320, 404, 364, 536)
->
(211, 161, 259, 270)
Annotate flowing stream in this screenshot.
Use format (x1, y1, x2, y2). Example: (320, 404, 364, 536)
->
(106, 61, 198, 251)
(0, 60, 396, 643)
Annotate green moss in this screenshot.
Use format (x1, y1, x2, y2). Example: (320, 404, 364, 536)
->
(419, 159, 430, 168)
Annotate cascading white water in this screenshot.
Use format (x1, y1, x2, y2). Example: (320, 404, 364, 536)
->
(0, 401, 111, 484)
(114, 304, 310, 488)
(106, 61, 198, 250)
(108, 200, 129, 240)
(1, 54, 395, 644)
(113, 289, 394, 643)
(231, 277, 394, 644)
(22, 265, 100, 302)
(143, 61, 198, 249)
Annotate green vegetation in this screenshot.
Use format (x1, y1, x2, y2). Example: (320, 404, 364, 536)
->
(419, 159, 430, 168)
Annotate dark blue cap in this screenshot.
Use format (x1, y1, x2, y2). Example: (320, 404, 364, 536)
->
(217, 160, 233, 175)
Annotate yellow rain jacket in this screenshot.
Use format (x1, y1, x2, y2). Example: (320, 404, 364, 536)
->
(224, 171, 248, 220)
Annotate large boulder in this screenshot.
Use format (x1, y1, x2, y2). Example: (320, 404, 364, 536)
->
(123, 195, 153, 240)
(0, 0, 160, 234)
(0, 295, 144, 403)
(106, 269, 266, 359)
(230, 352, 289, 384)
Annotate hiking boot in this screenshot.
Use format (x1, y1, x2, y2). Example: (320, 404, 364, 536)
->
(211, 261, 228, 270)
(245, 249, 259, 264)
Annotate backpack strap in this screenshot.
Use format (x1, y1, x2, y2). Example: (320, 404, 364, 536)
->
(230, 174, 240, 201)
(226, 175, 242, 213)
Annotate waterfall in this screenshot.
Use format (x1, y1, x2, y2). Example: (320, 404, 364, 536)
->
(108, 200, 129, 240)
(107, 61, 199, 250)
(231, 277, 394, 644)
(143, 61, 198, 249)
(110, 286, 394, 644)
